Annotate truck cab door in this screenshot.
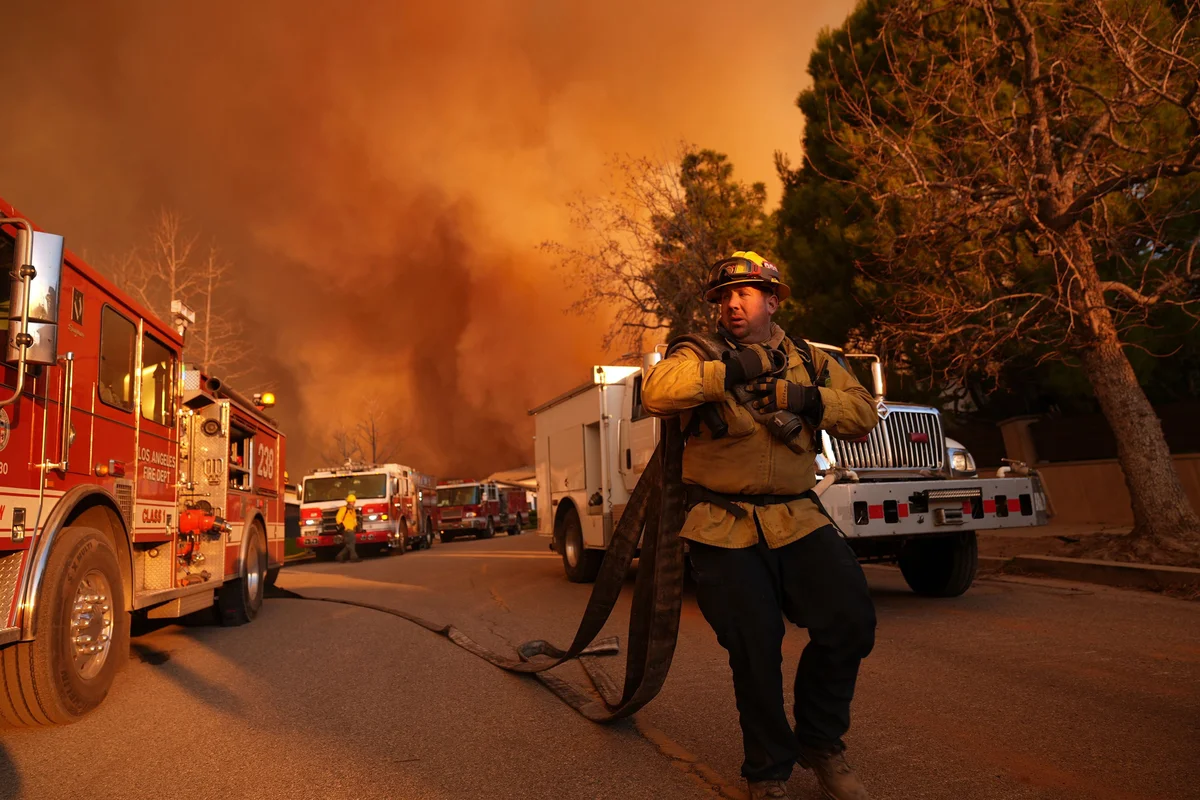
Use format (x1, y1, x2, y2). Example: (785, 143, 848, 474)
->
(618, 374, 658, 493)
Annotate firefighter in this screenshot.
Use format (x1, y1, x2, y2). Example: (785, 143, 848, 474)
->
(335, 493, 361, 563)
(641, 251, 880, 800)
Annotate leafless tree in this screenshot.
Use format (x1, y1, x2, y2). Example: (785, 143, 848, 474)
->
(190, 245, 250, 381)
(321, 425, 363, 467)
(817, 0, 1200, 560)
(108, 209, 198, 316)
(356, 400, 402, 464)
(318, 400, 403, 467)
(544, 147, 775, 352)
(105, 210, 250, 380)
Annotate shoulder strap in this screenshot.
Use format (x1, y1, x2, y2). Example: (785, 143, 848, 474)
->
(788, 337, 825, 387)
(666, 332, 730, 361)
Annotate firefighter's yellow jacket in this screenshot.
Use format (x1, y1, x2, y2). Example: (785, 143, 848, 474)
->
(336, 504, 359, 533)
(641, 325, 879, 549)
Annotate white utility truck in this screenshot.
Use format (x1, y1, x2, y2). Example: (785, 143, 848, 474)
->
(530, 347, 1048, 596)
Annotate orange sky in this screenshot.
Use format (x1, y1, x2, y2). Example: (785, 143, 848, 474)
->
(2, 0, 856, 476)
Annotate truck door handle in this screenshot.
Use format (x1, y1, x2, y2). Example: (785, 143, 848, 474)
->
(626, 449, 632, 470)
(43, 352, 74, 473)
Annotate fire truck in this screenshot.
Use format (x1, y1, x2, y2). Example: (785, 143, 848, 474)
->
(298, 462, 438, 558)
(531, 348, 1049, 596)
(434, 480, 530, 542)
(0, 200, 287, 727)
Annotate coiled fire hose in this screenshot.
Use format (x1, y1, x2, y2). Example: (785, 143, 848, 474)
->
(276, 418, 687, 723)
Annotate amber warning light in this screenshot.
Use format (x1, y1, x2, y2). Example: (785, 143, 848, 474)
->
(253, 392, 276, 410)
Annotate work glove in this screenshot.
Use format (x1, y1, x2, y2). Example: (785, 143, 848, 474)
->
(722, 344, 786, 390)
(747, 377, 825, 425)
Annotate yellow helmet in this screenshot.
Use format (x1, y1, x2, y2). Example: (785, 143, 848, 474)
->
(704, 251, 791, 303)
(346, 493, 357, 503)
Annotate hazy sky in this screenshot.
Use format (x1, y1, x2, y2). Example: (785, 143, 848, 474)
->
(2, 0, 856, 477)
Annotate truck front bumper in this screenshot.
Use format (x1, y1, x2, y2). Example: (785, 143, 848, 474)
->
(820, 476, 1049, 538)
(438, 517, 487, 532)
(298, 530, 396, 548)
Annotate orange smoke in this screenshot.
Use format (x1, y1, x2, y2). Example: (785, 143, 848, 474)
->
(1, 0, 854, 477)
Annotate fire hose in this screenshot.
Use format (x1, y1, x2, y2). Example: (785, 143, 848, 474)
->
(275, 418, 688, 723)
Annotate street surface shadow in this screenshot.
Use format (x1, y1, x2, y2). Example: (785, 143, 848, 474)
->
(128, 615, 248, 718)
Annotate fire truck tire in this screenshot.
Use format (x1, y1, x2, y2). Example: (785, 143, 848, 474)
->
(0, 526, 128, 727)
(217, 525, 267, 626)
(509, 513, 523, 536)
(425, 519, 435, 548)
(898, 531, 978, 598)
(265, 567, 280, 589)
(558, 507, 602, 584)
(476, 518, 496, 540)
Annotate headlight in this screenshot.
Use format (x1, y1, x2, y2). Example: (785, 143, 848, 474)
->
(367, 514, 379, 521)
(464, 511, 477, 518)
(305, 519, 316, 526)
(949, 450, 977, 476)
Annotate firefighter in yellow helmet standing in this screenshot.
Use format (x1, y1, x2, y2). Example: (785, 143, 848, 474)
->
(335, 493, 361, 563)
(641, 251, 880, 800)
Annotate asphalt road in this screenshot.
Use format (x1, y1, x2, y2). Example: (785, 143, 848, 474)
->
(1, 532, 1198, 800)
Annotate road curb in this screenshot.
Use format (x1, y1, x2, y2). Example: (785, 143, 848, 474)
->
(992, 554, 1200, 591)
(284, 551, 316, 565)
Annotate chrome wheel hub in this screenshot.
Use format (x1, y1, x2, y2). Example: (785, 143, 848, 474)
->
(565, 535, 579, 567)
(245, 538, 263, 600)
(71, 570, 114, 680)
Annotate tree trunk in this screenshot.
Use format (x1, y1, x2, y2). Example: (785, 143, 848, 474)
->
(1069, 228, 1200, 564)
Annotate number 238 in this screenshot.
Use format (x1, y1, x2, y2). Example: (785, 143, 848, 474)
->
(255, 444, 276, 480)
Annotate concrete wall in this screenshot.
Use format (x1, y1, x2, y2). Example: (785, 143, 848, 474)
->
(1033, 454, 1200, 525)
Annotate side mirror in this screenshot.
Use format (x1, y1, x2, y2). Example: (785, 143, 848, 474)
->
(7, 228, 64, 366)
(870, 360, 886, 402)
(843, 352, 886, 402)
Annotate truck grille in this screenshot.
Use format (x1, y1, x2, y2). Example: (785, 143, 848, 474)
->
(827, 408, 944, 471)
(440, 508, 461, 520)
(321, 509, 340, 534)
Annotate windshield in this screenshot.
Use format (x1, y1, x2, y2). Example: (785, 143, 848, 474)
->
(303, 474, 388, 503)
(438, 486, 480, 507)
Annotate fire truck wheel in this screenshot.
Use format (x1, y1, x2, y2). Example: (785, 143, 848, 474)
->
(898, 531, 978, 598)
(217, 525, 267, 626)
(476, 518, 496, 540)
(0, 526, 128, 727)
(509, 514, 523, 536)
(265, 567, 280, 589)
(558, 507, 602, 584)
(425, 519, 435, 548)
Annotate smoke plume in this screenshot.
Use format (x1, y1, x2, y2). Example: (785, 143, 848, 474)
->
(1, 0, 854, 477)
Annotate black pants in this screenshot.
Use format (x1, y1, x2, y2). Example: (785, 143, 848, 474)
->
(689, 525, 876, 782)
(336, 528, 359, 562)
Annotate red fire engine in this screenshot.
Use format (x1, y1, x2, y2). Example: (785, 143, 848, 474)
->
(0, 200, 286, 727)
(434, 480, 529, 542)
(298, 462, 438, 557)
